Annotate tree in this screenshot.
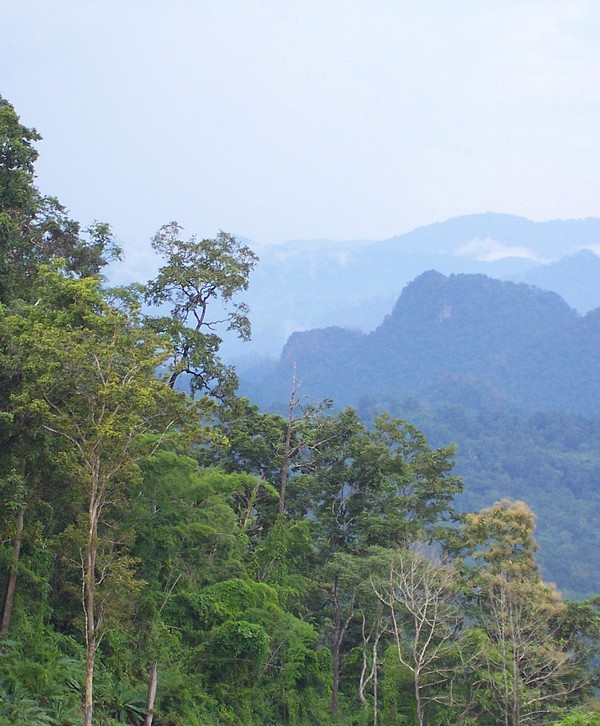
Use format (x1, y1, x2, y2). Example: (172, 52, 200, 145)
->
(126, 454, 259, 725)
(294, 409, 462, 718)
(371, 545, 461, 726)
(144, 222, 258, 398)
(0, 95, 39, 213)
(0, 98, 122, 643)
(0, 96, 120, 304)
(4, 268, 195, 726)
(459, 500, 589, 726)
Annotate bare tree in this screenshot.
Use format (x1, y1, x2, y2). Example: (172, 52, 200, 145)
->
(358, 605, 389, 726)
(372, 546, 460, 726)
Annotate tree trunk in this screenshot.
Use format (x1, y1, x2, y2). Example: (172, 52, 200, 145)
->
(1, 507, 24, 634)
(329, 577, 355, 718)
(512, 648, 520, 726)
(331, 579, 342, 717)
(414, 670, 425, 726)
(279, 368, 298, 515)
(373, 639, 379, 726)
(83, 468, 100, 726)
(144, 661, 158, 726)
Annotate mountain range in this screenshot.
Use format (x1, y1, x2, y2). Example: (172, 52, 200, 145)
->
(241, 269, 600, 418)
(229, 213, 600, 362)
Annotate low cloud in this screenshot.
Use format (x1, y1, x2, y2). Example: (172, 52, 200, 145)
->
(455, 237, 540, 262)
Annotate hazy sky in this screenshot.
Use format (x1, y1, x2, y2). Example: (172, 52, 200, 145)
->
(3, 0, 600, 270)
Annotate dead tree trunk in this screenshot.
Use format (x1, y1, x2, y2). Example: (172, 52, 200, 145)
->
(279, 364, 300, 515)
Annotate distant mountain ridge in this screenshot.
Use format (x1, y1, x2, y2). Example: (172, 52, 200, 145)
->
(241, 271, 600, 417)
(378, 213, 600, 260)
(228, 213, 600, 361)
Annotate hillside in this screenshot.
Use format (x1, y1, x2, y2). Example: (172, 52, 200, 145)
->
(243, 271, 599, 417)
(240, 272, 600, 596)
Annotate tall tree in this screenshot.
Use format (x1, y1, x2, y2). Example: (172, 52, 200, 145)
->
(459, 500, 588, 726)
(144, 222, 258, 398)
(0, 96, 120, 304)
(0, 102, 123, 624)
(4, 268, 195, 726)
(294, 409, 462, 717)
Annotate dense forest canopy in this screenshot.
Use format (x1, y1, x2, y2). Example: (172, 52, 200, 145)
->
(1, 96, 600, 725)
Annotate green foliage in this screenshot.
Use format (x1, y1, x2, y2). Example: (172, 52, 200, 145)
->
(206, 619, 270, 676)
(144, 222, 258, 398)
(1, 96, 598, 726)
(196, 578, 280, 627)
(0, 96, 39, 212)
(381, 646, 418, 726)
(0, 618, 83, 725)
(0, 97, 119, 305)
(553, 704, 600, 725)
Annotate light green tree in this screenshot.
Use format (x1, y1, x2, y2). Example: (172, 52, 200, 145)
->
(4, 268, 195, 726)
(460, 500, 587, 726)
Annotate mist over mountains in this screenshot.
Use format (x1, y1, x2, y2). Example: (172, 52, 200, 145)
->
(240, 270, 600, 418)
(230, 213, 600, 363)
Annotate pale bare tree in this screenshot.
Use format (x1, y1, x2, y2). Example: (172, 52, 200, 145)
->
(358, 605, 389, 726)
(371, 546, 460, 726)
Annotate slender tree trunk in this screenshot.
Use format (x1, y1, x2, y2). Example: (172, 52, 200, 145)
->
(414, 670, 425, 726)
(373, 639, 379, 726)
(279, 366, 298, 515)
(331, 577, 356, 718)
(144, 661, 158, 726)
(279, 437, 291, 515)
(1, 507, 24, 634)
(84, 465, 100, 726)
(512, 648, 520, 726)
(329, 574, 356, 718)
(331, 579, 342, 717)
(358, 616, 382, 725)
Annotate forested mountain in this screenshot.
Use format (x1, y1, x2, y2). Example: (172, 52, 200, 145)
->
(230, 214, 600, 359)
(3, 96, 600, 725)
(243, 270, 600, 417)
(359, 401, 600, 599)
(241, 273, 600, 597)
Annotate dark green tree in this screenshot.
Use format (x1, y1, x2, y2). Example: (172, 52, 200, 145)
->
(0, 96, 120, 304)
(293, 409, 462, 718)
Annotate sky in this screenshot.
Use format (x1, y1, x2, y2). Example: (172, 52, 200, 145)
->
(3, 0, 600, 274)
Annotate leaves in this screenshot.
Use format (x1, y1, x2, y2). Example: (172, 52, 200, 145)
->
(144, 222, 258, 396)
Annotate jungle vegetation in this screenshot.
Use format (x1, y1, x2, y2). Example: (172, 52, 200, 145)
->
(1, 95, 599, 725)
